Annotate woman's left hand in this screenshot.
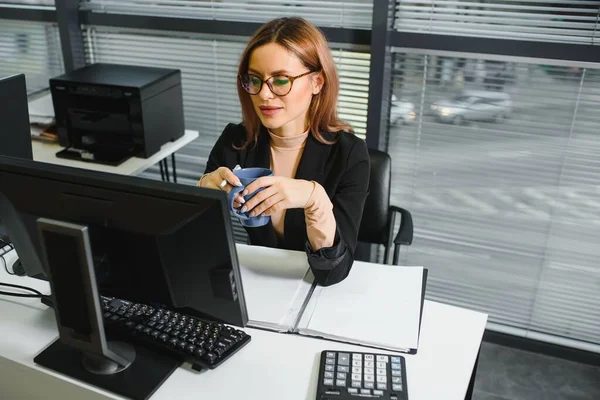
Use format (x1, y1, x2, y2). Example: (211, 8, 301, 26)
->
(240, 177, 314, 217)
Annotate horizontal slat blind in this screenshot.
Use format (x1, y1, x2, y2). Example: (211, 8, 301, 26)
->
(0, 18, 64, 93)
(80, 0, 373, 29)
(388, 51, 600, 348)
(83, 26, 369, 241)
(394, 1, 600, 44)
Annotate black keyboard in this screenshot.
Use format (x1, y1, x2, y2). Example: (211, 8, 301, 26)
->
(316, 350, 408, 400)
(100, 296, 251, 371)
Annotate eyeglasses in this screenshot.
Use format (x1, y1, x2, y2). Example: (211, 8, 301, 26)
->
(238, 71, 315, 96)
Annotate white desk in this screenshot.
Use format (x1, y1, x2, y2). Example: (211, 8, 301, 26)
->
(31, 130, 198, 182)
(0, 246, 487, 400)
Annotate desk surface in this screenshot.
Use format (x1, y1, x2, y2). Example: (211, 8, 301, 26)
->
(0, 246, 487, 400)
(31, 130, 198, 176)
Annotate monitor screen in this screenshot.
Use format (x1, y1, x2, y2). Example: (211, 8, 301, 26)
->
(0, 156, 248, 327)
(0, 73, 33, 160)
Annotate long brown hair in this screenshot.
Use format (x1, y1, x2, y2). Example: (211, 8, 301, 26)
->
(236, 17, 353, 149)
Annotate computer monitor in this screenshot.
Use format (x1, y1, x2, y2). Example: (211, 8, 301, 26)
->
(0, 73, 33, 160)
(0, 155, 248, 328)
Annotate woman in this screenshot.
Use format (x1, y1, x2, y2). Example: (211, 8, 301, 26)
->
(198, 17, 370, 286)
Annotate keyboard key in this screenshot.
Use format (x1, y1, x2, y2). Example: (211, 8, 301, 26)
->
(348, 388, 358, 394)
(376, 362, 386, 369)
(351, 381, 361, 388)
(352, 353, 362, 361)
(377, 368, 386, 376)
(376, 355, 388, 363)
(338, 366, 349, 373)
(361, 389, 371, 395)
(364, 354, 374, 361)
(377, 375, 387, 383)
(391, 356, 402, 363)
(391, 363, 401, 370)
(352, 367, 362, 374)
(392, 377, 402, 384)
(352, 360, 362, 367)
(205, 353, 217, 364)
(335, 379, 346, 387)
(377, 382, 387, 390)
(364, 367, 374, 375)
(365, 361, 374, 368)
(391, 370, 402, 376)
(326, 359, 335, 365)
(373, 390, 384, 396)
(323, 378, 334, 386)
(326, 352, 335, 358)
(392, 384, 403, 391)
(324, 372, 334, 379)
(336, 372, 346, 380)
(337, 353, 350, 365)
(325, 365, 334, 372)
(364, 382, 374, 389)
(186, 345, 196, 354)
(364, 374, 374, 382)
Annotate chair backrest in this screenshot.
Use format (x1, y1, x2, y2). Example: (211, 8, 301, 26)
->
(358, 148, 391, 245)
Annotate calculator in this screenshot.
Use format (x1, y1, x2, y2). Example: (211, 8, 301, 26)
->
(315, 350, 408, 400)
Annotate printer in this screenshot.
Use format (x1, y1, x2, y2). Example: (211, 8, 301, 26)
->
(50, 63, 185, 165)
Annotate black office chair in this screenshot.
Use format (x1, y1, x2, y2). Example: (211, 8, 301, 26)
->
(357, 148, 413, 265)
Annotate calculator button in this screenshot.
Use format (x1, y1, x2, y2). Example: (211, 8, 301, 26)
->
(393, 383, 403, 391)
(374, 389, 384, 396)
(352, 360, 362, 367)
(324, 371, 334, 378)
(352, 353, 362, 360)
(336, 379, 346, 387)
(326, 358, 335, 365)
(377, 382, 388, 390)
(377, 368, 386, 376)
(326, 352, 336, 358)
(364, 367, 374, 375)
(352, 367, 362, 374)
(336, 372, 346, 380)
(338, 353, 350, 365)
(391, 369, 402, 376)
(364, 374, 374, 382)
(338, 366, 349, 373)
(391, 362, 401, 370)
(365, 361, 374, 368)
(352, 381, 362, 388)
(348, 388, 358, 394)
(361, 389, 371, 395)
(392, 377, 402, 383)
(325, 365, 334, 372)
(391, 356, 401, 363)
(364, 382, 374, 389)
(377, 375, 387, 383)
(364, 354, 374, 361)
(376, 355, 388, 363)
(376, 362, 386, 369)
(351, 373, 362, 381)
(323, 378, 334, 386)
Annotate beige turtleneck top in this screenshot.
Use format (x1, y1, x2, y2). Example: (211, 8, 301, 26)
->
(268, 130, 336, 250)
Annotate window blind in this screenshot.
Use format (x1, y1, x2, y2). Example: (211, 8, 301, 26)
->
(80, 0, 373, 29)
(394, 1, 600, 45)
(0, 18, 64, 93)
(388, 51, 600, 349)
(83, 25, 369, 240)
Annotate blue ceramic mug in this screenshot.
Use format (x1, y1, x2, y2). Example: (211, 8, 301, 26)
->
(227, 167, 274, 227)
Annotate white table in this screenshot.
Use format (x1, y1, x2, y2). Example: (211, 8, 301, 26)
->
(31, 130, 198, 182)
(0, 246, 487, 400)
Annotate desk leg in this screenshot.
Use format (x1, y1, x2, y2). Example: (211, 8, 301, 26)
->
(159, 160, 165, 181)
(162, 159, 170, 182)
(171, 153, 177, 183)
(465, 345, 481, 400)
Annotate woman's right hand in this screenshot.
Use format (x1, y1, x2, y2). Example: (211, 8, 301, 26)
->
(197, 167, 245, 208)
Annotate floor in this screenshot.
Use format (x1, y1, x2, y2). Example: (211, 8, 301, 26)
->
(473, 342, 600, 400)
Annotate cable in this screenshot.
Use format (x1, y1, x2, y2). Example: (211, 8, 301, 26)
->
(0, 282, 47, 298)
(0, 241, 16, 276)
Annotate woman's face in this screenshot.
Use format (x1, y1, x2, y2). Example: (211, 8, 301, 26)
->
(246, 42, 322, 136)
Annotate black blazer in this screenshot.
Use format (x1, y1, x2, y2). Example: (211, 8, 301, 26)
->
(204, 123, 370, 286)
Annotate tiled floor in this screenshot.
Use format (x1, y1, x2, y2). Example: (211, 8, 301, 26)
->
(473, 342, 600, 400)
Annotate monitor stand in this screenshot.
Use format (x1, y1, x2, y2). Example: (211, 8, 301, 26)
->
(33, 217, 179, 400)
